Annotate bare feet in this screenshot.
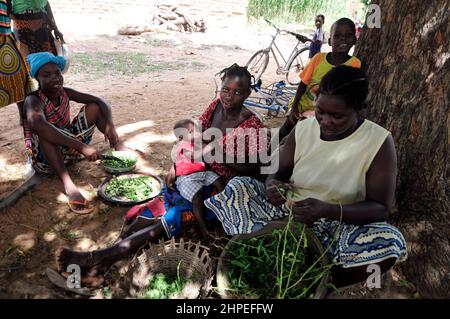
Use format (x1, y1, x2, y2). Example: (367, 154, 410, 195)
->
(55, 247, 109, 288)
(65, 190, 94, 215)
(56, 247, 97, 271)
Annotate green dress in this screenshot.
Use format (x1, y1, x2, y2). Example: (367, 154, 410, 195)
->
(12, 0, 47, 14)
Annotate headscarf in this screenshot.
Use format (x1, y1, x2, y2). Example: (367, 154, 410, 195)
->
(27, 52, 66, 78)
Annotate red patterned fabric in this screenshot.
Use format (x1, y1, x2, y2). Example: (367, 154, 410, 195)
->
(199, 99, 266, 182)
(23, 89, 70, 148)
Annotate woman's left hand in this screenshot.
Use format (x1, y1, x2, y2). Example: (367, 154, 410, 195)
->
(104, 123, 119, 148)
(292, 198, 330, 226)
(54, 29, 65, 44)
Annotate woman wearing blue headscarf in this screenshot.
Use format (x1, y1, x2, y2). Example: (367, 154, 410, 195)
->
(23, 52, 123, 214)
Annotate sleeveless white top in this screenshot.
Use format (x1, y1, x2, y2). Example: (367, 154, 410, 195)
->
(289, 118, 390, 205)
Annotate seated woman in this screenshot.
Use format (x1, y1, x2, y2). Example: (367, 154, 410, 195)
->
(204, 65, 407, 287)
(23, 52, 122, 214)
(55, 63, 269, 285)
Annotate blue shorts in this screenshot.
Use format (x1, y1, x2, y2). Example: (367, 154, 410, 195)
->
(140, 186, 217, 238)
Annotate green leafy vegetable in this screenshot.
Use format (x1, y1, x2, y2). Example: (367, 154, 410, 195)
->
(144, 273, 188, 299)
(103, 153, 137, 169)
(105, 176, 157, 201)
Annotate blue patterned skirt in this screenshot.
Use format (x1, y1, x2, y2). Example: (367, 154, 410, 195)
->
(204, 176, 408, 268)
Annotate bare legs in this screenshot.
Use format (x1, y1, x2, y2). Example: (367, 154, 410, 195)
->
(56, 177, 226, 284)
(192, 178, 225, 238)
(84, 102, 127, 151)
(17, 101, 24, 126)
(34, 103, 116, 210)
(56, 221, 168, 284)
(38, 138, 85, 205)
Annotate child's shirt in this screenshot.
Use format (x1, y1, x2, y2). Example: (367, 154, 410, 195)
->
(294, 52, 361, 113)
(309, 27, 326, 58)
(175, 140, 206, 177)
(313, 27, 326, 44)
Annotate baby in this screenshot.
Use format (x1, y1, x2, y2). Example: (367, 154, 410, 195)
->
(170, 119, 224, 237)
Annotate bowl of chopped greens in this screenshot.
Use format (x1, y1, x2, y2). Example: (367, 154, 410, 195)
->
(101, 151, 138, 173)
(98, 173, 163, 205)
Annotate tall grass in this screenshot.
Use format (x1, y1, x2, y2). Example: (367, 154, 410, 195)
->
(247, 0, 354, 27)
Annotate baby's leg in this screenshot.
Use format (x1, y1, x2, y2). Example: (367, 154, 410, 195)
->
(192, 190, 208, 238)
(212, 177, 225, 193)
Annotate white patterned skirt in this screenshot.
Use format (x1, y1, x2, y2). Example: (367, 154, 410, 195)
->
(175, 170, 220, 202)
(204, 176, 408, 268)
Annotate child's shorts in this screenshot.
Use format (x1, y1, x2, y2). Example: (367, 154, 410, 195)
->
(175, 170, 220, 202)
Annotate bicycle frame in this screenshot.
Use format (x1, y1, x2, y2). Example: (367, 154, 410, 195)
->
(244, 81, 295, 113)
(264, 26, 309, 75)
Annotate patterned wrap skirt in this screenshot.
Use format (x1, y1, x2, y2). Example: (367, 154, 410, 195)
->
(204, 176, 408, 268)
(0, 34, 33, 107)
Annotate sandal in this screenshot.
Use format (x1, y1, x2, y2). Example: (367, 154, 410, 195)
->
(67, 198, 95, 215)
(46, 268, 96, 296)
(59, 268, 105, 289)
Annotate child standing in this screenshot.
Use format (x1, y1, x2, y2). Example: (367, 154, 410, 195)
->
(170, 119, 225, 238)
(278, 18, 362, 141)
(309, 14, 326, 58)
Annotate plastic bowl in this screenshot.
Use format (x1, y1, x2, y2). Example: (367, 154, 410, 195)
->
(102, 151, 138, 174)
(54, 38, 70, 74)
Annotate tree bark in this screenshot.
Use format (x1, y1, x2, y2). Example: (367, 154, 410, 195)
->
(355, 0, 449, 298)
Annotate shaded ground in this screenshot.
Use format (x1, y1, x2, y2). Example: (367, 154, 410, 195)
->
(0, 31, 417, 299)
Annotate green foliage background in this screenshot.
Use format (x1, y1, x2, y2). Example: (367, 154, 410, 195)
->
(247, 0, 367, 27)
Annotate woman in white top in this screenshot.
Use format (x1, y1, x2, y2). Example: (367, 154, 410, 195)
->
(205, 65, 407, 287)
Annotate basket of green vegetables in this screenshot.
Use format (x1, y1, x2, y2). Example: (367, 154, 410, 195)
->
(101, 151, 138, 173)
(215, 217, 331, 299)
(114, 238, 213, 299)
(98, 173, 163, 206)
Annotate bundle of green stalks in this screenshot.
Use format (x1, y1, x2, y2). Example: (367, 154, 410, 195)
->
(226, 214, 331, 299)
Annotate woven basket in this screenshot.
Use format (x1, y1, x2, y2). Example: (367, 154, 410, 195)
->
(216, 218, 331, 299)
(115, 238, 213, 299)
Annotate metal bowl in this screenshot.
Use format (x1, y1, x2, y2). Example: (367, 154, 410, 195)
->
(98, 173, 164, 206)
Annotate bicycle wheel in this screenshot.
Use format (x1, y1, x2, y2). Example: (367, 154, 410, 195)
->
(286, 47, 310, 85)
(246, 50, 269, 83)
(244, 85, 289, 118)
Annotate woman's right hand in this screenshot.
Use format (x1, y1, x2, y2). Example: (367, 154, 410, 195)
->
(266, 179, 292, 206)
(165, 164, 176, 189)
(80, 145, 101, 161)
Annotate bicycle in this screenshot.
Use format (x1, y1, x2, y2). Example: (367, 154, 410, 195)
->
(246, 18, 311, 86)
(213, 70, 296, 119)
(243, 79, 297, 118)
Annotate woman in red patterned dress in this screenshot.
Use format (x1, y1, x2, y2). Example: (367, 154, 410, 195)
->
(55, 64, 270, 285)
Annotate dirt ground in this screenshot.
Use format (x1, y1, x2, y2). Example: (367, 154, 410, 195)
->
(0, 30, 417, 299)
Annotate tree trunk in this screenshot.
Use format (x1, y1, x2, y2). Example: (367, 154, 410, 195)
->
(355, 0, 449, 298)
